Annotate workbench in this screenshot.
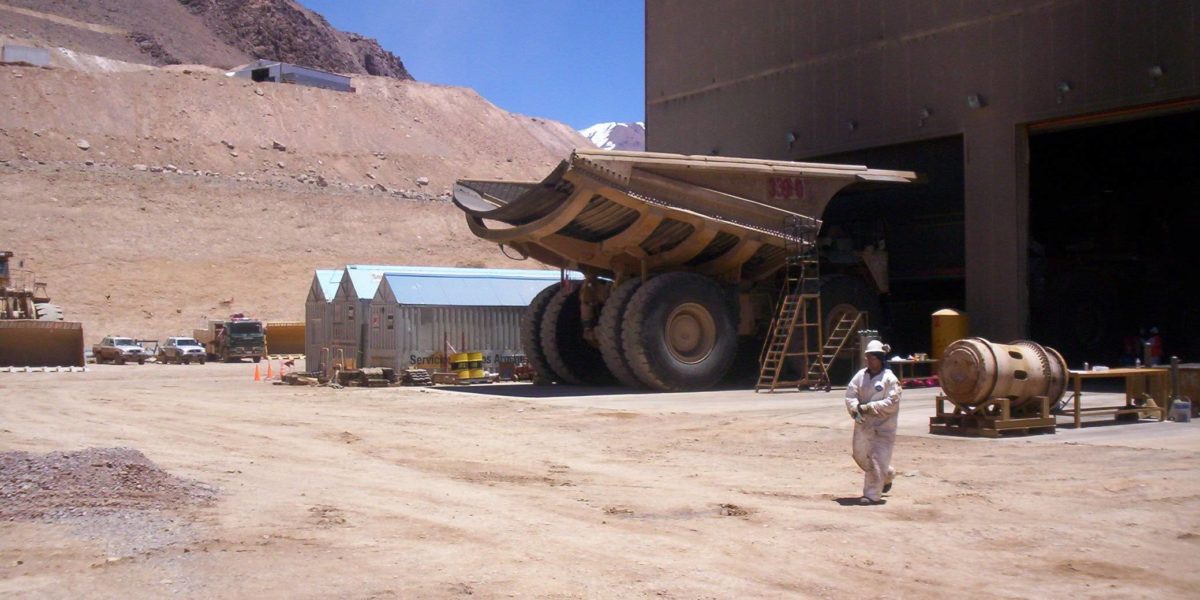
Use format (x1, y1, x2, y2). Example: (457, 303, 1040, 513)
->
(888, 358, 939, 384)
(1061, 368, 1168, 428)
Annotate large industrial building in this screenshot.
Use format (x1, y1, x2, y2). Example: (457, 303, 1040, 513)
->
(645, 0, 1200, 364)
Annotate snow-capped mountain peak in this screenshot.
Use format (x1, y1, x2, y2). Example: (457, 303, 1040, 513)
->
(580, 121, 645, 151)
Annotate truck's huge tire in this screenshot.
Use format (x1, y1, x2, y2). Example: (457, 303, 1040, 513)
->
(540, 285, 612, 385)
(34, 303, 64, 321)
(596, 278, 645, 389)
(521, 282, 563, 383)
(820, 275, 882, 336)
(814, 274, 883, 383)
(621, 272, 737, 391)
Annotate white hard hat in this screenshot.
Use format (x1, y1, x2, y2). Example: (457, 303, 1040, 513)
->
(864, 340, 891, 356)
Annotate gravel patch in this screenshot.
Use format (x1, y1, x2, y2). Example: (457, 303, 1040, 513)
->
(0, 447, 216, 522)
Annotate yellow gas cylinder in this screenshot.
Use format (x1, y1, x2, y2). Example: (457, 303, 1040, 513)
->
(931, 309, 968, 360)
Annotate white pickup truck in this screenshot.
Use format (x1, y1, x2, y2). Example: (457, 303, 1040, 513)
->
(157, 336, 207, 365)
(92, 336, 148, 365)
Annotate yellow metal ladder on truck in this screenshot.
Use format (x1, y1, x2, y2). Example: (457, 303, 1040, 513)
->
(804, 310, 868, 390)
(755, 255, 822, 392)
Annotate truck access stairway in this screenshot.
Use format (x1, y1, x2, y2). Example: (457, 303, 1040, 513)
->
(755, 255, 822, 392)
(804, 310, 868, 391)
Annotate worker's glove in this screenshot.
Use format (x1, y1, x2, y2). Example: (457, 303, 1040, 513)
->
(853, 404, 866, 424)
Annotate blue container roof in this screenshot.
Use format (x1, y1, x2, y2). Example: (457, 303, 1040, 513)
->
(380, 267, 576, 306)
(336, 265, 579, 302)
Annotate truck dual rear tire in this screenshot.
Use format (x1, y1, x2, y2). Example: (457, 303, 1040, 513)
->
(596, 278, 646, 389)
(621, 272, 737, 392)
(522, 282, 563, 383)
(540, 285, 611, 385)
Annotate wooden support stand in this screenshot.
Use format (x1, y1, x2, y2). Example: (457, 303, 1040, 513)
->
(929, 395, 1056, 438)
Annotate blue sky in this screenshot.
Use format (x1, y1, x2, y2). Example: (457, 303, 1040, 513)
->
(299, 0, 645, 130)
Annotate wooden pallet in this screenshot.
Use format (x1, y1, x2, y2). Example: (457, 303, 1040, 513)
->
(929, 395, 1056, 438)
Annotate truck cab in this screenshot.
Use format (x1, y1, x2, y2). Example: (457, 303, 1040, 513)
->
(196, 317, 266, 362)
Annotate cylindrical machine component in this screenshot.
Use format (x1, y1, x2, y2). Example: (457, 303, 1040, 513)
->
(931, 309, 968, 360)
(939, 337, 1068, 408)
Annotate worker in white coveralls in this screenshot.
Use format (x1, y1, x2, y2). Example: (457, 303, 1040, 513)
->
(844, 339, 901, 505)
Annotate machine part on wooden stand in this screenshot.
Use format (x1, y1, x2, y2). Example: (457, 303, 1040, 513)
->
(939, 338, 1068, 408)
(931, 337, 1068, 437)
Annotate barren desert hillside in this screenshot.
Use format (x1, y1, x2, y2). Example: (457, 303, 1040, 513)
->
(0, 60, 589, 340)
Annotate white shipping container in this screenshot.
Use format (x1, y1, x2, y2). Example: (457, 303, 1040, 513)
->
(2, 45, 51, 67)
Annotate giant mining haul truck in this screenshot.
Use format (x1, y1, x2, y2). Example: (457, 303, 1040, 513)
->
(451, 149, 916, 391)
(0, 250, 85, 367)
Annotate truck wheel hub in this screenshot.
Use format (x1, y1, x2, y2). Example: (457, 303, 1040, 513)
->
(665, 303, 716, 364)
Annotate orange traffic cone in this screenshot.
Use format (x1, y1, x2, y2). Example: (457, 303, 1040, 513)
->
(253, 363, 261, 381)
(265, 360, 274, 380)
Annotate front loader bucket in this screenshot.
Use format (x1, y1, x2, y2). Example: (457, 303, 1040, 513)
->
(0, 321, 85, 367)
(265, 321, 305, 355)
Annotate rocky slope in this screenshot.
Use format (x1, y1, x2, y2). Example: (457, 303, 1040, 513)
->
(178, 0, 411, 78)
(0, 0, 409, 76)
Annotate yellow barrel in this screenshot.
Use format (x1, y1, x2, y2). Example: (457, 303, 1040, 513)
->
(470, 368, 486, 380)
(450, 352, 469, 370)
(931, 309, 968, 360)
(468, 352, 484, 369)
(456, 369, 472, 381)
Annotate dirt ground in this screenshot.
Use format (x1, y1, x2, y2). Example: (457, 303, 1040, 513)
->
(1, 364, 1197, 598)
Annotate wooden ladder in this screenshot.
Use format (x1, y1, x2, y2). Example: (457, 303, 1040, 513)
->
(805, 310, 868, 390)
(755, 256, 822, 392)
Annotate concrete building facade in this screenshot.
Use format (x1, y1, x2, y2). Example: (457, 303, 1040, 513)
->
(646, 0, 1200, 361)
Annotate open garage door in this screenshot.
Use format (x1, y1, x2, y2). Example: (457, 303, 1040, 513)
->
(1029, 108, 1200, 365)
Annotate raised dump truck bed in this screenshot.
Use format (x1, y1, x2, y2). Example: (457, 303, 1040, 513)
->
(454, 149, 916, 283)
(452, 150, 917, 392)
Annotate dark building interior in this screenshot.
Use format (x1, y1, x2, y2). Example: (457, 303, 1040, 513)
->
(1029, 108, 1200, 366)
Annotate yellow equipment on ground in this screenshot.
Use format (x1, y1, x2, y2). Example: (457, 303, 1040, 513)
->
(265, 321, 305, 355)
(0, 251, 84, 367)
